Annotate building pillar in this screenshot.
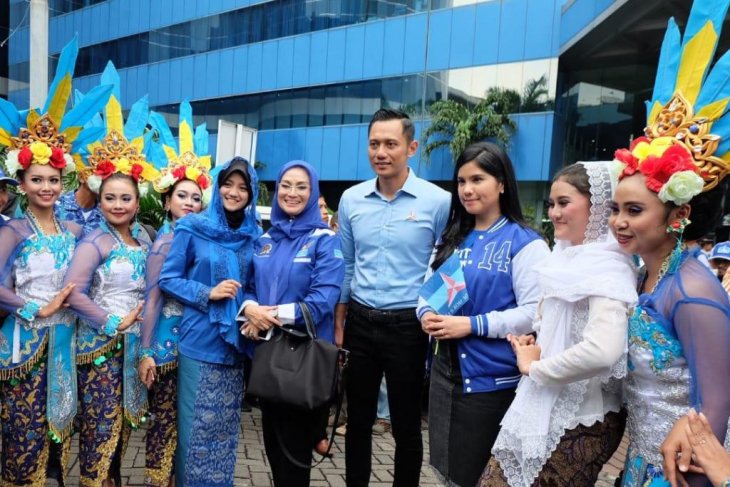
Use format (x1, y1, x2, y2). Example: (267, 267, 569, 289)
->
(29, 0, 48, 109)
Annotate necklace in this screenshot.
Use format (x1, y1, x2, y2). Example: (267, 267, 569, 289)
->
(26, 209, 62, 236)
(104, 220, 136, 247)
(643, 243, 686, 294)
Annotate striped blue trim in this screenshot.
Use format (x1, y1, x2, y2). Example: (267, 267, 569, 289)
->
(475, 314, 486, 336)
(495, 374, 522, 385)
(488, 216, 509, 233)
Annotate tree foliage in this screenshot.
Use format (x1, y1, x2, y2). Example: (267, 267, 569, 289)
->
(421, 76, 552, 164)
(520, 75, 550, 112)
(421, 96, 516, 163)
(138, 192, 166, 229)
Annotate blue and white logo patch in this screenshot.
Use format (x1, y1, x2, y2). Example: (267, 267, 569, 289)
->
(294, 242, 312, 263)
(295, 242, 312, 258)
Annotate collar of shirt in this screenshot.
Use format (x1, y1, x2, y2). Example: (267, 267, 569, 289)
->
(364, 168, 419, 201)
(58, 191, 98, 212)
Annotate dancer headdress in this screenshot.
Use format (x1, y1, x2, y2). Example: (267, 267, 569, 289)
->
(614, 0, 730, 204)
(0, 38, 112, 187)
(147, 100, 213, 205)
(85, 61, 159, 195)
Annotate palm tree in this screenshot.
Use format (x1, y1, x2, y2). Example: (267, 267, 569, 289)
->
(421, 93, 516, 163)
(520, 75, 550, 112)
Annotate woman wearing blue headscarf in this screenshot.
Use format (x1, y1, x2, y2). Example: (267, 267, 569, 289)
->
(241, 160, 344, 487)
(157, 157, 260, 487)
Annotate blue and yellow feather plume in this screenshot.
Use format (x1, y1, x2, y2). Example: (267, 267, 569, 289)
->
(639, 0, 730, 191)
(148, 100, 212, 201)
(648, 0, 730, 125)
(0, 37, 111, 189)
(42, 36, 78, 122)
(83, 61, 159, 191)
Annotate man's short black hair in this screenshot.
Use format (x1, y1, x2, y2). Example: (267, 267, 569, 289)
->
(368, 108, 415, 142)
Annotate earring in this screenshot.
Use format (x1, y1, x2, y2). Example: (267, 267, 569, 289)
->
(666, 217, 690, 274)
(666, 218, 690, 235)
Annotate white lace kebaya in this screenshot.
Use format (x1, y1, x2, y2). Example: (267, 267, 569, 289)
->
(491, 161, 638, 487)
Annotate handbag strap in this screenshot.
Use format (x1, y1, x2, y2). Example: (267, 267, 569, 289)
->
(298, 301, 317, 339)
(272, 348, 348, 470)
(276, 302, 316, 339)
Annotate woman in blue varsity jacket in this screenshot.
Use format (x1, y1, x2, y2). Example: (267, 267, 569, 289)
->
(240, 160, 344, 487)
(417, 142, 549, 487)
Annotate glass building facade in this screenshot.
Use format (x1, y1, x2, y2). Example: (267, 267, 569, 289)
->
(7, 0, 563, 193)
(6, 0, 728, 232)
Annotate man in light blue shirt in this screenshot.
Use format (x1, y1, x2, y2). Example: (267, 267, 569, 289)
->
(336, 108, 450, 487)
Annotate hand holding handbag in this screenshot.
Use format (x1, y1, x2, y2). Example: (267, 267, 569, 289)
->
(247, 302, 348, 468)
(247, 302, 344, 411)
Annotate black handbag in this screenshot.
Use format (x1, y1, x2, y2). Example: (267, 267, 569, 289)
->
(247, 302, 344, 411)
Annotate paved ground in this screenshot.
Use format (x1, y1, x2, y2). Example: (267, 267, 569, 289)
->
(41, 408, 625, 486)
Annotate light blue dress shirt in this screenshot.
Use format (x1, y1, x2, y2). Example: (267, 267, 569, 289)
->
(338, 168, 450, 310)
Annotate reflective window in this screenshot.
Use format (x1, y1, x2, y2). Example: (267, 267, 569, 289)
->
(443, 60, 557, 112)
(12, 0, 431, 79)
(49, 0, 108, 16)
(559, 68, 645, 164)
(11, 0, 110, 23)
(149, 65, 555, 133)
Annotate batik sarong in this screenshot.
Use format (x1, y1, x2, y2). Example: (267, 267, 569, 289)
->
(176, 354, 244, 487)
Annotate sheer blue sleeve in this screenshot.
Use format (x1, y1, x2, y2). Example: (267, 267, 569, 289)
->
(0, 221, 30, 313)
(158, 231, 211, 312)
(63, 230, 112, 329)
(141, 233, 172, 351)
(61, 220, 83, 241)
(670, 261, 730, 443)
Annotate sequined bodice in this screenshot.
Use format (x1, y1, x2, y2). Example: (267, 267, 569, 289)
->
(625, 308, 690, 467)
(86, 243, 147, 335)
(162, 298, 183, 319)
(14, 231, 76, 328)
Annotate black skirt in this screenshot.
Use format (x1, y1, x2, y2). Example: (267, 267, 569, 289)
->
(428, 341, 516, 487)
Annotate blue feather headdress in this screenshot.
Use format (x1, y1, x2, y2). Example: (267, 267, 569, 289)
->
(147, 100, 213, 205)
(83, 61, 159, 195)
(615, 0, 730, 200)
(0, 37, 112, 185)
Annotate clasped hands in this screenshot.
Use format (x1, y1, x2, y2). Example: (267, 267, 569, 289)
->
(36, 283, 76, 319)
(420, 312, 471, 340)
(42, 283, 142, 334)
(505, 333, 541, 375)
(240, 304, 282, 340)
(661, 409, 730, 487)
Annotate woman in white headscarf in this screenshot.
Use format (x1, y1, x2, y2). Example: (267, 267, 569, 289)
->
(479, 161, 638, 486)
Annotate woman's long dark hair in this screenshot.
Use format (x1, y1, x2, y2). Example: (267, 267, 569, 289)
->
(432, 142, 526, 270)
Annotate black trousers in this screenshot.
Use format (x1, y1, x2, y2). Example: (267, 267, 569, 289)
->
(344, 300, 429, 487)
(261, 401, 329, 487)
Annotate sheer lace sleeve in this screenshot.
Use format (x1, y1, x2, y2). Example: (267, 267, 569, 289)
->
(670, 263, 730, 443)
(63, 230, 111, 329)
(141, 233, 172, 350)
(0, 221, 29, 313)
